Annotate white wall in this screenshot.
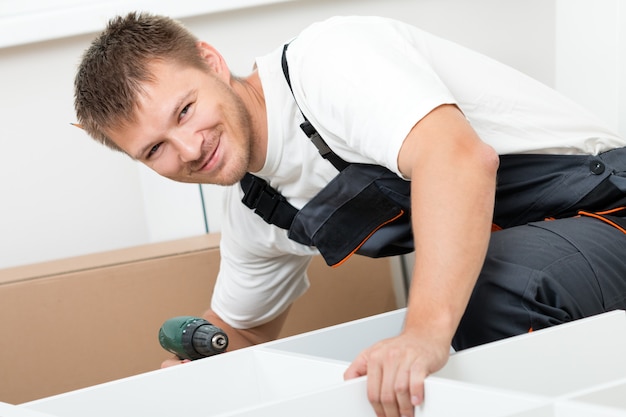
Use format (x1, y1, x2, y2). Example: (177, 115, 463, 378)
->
(555, 0, 626, 138)
(0, 0, 557, 269)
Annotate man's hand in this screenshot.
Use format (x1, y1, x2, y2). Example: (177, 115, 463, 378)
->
(161, 356, 191, 368)
(344, 330, 450, 417)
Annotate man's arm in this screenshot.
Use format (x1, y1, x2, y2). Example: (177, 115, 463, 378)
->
(203, 306, 292, 349)
(344, 103, 499, 417)
(161, 306, 292, 367)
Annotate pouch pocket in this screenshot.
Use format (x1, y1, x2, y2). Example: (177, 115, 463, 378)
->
(288, 164, 412, 266)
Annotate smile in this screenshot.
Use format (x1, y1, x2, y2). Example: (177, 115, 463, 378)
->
(193, 135, 221, 174)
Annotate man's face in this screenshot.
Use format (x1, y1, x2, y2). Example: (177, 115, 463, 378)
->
(108, 59, 253, 185)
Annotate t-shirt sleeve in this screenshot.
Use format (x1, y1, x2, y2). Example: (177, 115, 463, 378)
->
(286, 16, 458, 177)
(210, 186, 313, 329)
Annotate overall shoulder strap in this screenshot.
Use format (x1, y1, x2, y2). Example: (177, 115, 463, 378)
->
(281, 43, 349, 172)
(239, 43, 351, 231)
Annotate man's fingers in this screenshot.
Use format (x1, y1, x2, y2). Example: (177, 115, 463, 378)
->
(347, 334, 449, 417)
(365, 358, 386, 417)
(375, 354, 399, 417)
(394, 369, 414, 417)
(343, 351, 369, 379)
(160, 357, 190, 368)
(409, 367, 427, 407)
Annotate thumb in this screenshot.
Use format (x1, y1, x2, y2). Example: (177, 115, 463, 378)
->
(161, 357, 191, 368)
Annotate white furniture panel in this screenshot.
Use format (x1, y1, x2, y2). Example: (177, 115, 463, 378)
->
(266, 308, 405, 361)
(435, 310, 626, 397)
(20, 309, 626, 417)
(21, 349, 346, 417)
(0, 402, 57, 417)
(421, 377, 546, 417)
(566, 380, 626, 414)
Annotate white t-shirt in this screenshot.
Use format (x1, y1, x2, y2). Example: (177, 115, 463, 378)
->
(211, 16, 625, 329)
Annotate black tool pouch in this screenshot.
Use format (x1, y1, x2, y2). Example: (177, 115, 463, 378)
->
(288, 164, 413, 266)
(240, 41, 414, 267)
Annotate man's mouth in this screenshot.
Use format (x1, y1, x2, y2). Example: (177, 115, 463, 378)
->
(191, 135, 220, 174)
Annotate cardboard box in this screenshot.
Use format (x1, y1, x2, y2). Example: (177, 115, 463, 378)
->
(0, 234, 397, 404)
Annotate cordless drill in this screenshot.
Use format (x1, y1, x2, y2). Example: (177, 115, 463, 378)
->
(158, 316, 229, 360)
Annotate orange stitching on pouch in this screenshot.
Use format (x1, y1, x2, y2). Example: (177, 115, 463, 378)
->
(585, 206, 626, 216)
(331, 210, 406, 268)
(578, 210, 626, 234)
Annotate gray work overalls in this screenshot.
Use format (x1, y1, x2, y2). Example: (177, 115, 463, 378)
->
(454, 148, 626, 350)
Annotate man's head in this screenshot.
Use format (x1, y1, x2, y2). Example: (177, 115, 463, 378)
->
(75, 12, 259, 185)
(74, 12, 207, 152)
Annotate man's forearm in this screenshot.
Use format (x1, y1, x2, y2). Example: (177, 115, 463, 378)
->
(404, 143, 497, 343)
(202, 305, 292, 350)
(399, 105, 499, 343)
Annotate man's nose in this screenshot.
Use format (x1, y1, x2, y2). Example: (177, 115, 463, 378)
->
(172, 132, 202, 163)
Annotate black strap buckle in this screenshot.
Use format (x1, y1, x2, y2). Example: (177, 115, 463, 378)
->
(240, 173, 298, 229)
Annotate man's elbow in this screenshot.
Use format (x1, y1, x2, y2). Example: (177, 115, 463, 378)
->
(478, 142, 500, 178)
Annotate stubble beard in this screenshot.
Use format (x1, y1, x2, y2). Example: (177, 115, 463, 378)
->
(193, 83, 255, 187)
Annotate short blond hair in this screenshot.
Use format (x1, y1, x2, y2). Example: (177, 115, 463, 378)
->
(74, 12, 208, 152)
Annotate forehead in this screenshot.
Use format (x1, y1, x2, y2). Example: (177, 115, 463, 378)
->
(106, 59, 178, 129)
(139, 59, 185, 98)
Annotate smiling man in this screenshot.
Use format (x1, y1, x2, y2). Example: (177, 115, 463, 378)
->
(75, 13, 626, 417)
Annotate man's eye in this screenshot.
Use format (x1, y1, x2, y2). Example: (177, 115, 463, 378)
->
(147, 143, 162, 158)
(179, 104, 191, 121)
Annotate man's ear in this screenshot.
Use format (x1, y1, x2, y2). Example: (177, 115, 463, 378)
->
(196, 41, 230, 80)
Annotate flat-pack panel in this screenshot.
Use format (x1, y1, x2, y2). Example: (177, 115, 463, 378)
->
(21, 310, 626, 417)
(435, 310, 626, 397)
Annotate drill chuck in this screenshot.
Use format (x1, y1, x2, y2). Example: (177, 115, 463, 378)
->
(159, 316, 229, 360)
